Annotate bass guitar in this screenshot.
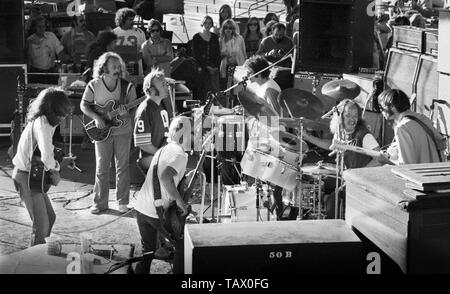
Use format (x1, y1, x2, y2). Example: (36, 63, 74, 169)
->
(28, 147, 65, 193)
(83, 96, 146, 142)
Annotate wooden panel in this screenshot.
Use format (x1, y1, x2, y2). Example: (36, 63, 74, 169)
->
(391, 162, 450, 191)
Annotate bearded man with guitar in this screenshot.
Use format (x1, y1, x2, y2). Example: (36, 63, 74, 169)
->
(12, 88, 72, 246)
(133, 68, 171, 175)
(80, 52, 137, 214)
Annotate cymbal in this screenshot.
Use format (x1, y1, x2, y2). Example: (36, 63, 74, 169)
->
(237, 89, 278, 118)
(302, 162, 337, 177)
(321, 79, 361, 101)
(280, 88, 324, 120)
(276, 117, 329, 131)
(271, 130, 309, 153)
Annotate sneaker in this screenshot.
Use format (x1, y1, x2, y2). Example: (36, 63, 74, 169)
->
(118, 204, 130, 213)
(90, 206, 107, 214)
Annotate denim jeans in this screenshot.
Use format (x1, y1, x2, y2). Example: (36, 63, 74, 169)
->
(93, 133, 131, 210)
(12, 167, 56, 246)
(135, 211, 184, 274)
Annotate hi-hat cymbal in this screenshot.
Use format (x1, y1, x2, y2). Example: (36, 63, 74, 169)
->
(237, 89, 278, 118)
(302, 162, 337, 177)
(321, 79, 361, 101)
(280, 88, 324, 120)
(276, 117, 329, 131)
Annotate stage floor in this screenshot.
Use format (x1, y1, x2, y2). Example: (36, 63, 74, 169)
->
(0, 138, 215, 274)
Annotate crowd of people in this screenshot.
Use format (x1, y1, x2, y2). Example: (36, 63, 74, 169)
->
(10, 2, 448, 274)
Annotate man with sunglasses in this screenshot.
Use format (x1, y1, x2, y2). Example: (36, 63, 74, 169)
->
(142, 19, 174, 77)
(377, 89, 445, 165)
(60, 14, 96, 65)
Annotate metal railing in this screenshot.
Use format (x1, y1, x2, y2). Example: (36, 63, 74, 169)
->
(233, 0, 285, 18)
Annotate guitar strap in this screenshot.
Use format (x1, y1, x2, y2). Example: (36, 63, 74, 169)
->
(118, 78, 130, 106)
(404, 115, 444, 162)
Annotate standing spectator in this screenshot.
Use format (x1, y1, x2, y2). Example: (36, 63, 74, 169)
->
(213, 4, 240, 35)
(256, 22, 293, 67)
(286, 5, 300, 37)
(219, 19, 246, 91)
(263, 20, 278, 37)
(60, 14, 96, 66)
(112, 8, 147, 76)
(86, 31, 118, 78)
(141, 19, 174, 77)
(261, 12, 279, 36)
(243, 17, 263, 57)
(283, 0, 297, 21)
(26, 16, 66, 84)
(192, 16, 221, 100)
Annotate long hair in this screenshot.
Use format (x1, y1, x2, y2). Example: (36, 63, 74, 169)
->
(115, 7, 136, 27)
(219, 4, 232, 26)
(219, 19, 239, 40)
(329, 99, 367, 137)
(243, 17, 263, 40)
(92, 52, 126, 79)
(378, 89, 411, 113)
(263, 12, 279, 25)
(27, 87, 72, 127)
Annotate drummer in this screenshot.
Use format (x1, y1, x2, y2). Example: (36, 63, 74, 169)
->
(302, 99, 381, 217)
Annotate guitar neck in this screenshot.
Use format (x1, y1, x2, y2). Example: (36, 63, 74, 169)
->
(331, 139, 381, 158)
(109, 95, 146, 117)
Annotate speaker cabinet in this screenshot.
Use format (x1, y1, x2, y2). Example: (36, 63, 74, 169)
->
(184, 220, 363, 274)
(298, 0, 373, 73)
(384, 48, 421, 98)
(0, 65, 27, 125)
(0, 0, 24, 64)
(438, 10, 450, 74)
(414, 54, 438, 117)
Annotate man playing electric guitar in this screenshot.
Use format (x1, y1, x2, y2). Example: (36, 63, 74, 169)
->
(80, 52, 137, 214)
(134, 68, 171, 175)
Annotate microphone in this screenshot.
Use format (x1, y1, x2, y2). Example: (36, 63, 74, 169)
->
(291, 47, 297, 75)
(183, 100, 201, 108)
(321, 106, 338, 120)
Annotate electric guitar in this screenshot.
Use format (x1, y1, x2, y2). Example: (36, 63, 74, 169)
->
(29, 147, 65, 193)
(330, 139, 395, 165)
(83, 96, 146, 142)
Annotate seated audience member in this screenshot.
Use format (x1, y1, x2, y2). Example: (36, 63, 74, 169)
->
(142, 19, 174, 77)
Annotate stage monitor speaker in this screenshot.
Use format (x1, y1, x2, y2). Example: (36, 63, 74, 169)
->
(298, 0, 373, 73)
(384, 48, 421, 98)
(414, 54, 438, 118)
(184, 220, 364, 274)
(0, 0, 24, 64)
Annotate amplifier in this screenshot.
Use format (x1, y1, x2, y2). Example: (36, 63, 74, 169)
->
(184, 220, 363, 274)
(424, 29, 439, 56)
(392, 26, 426, 53)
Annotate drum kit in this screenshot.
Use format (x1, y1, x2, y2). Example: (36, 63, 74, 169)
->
(190, 65, 362, 222)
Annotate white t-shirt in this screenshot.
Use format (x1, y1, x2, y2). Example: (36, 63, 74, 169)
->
(27, 32, 64, 70)
(134, 142, 188, 218)
(254, 78, 281, 115)
(112, 27, 147, 75)
(334, 132, 379, 151)
(13, 116, 60, 172)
